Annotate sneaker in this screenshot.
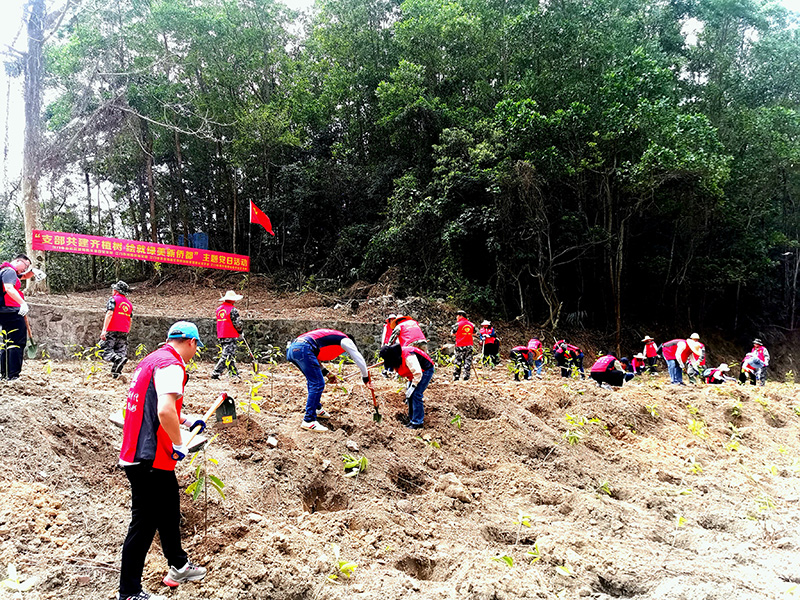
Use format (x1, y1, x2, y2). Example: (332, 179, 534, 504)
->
(316, 408, 332, 419)
(601, 383, 613, 390)
(163, 562, 207, 587)
(115, 357, 129, 374)
(117, 591, 168, 600)
(300, 420, 329, 432)
(405, 423, 423, 430)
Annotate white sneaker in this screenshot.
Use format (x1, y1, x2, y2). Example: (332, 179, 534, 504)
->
(316, 408, 332, 419)
(300, 420, 329, 432)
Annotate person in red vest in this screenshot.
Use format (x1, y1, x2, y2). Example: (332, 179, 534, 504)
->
(750, 338, 770, 386)
(703, 363, 733, 384)
(642, 336, 658, 372)
(553, 340, 585, 378)
(379, 343, 435, 429)
(100, 280, 133, 379)
(509, 345, 533, 380)
(211, 291, 244, 380)
(631, 353, 647, 374)
(381, 314, 397, 346)
(660, 338, 689, 385)
(0, 254, 43, 381)
(685, 334, 705, 384)
(380, 314, 397, 378)
(590, 353, 626, 388)
(389, 315, 428, 352)
(527, 337, 544, 377)
(452, 310, 476, 381)
(118, 321, 207, 600)
(479, 320, 500, 366)
(286, 329, 373, 432)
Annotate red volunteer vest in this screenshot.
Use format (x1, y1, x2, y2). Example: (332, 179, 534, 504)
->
(644, 341, 657, 358)
(0, 263, 22, 308)
(396, 346, 434, 380)
(299, 329, 348, 361)
(480, 327, 497, 344)
(591, 355, 617, 372)
(752, 346, 766, 362)
(107, 293, 133, 333)
(381, 320, 395, 345)
(632, 357, 646, 372)
(527, 339, 543, 360)
(661, 339, 683, 361)
(120, 345, 187, 470)
(455, 317, 475, 346)
(396, 319, 425, 346)
(511, 346, 531, 360)
(216, 302, 239, 338)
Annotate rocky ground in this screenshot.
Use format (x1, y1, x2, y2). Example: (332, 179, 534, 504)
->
(3, 338, 800, 600)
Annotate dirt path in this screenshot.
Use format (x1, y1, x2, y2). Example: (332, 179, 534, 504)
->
(2, 351, 800, 600)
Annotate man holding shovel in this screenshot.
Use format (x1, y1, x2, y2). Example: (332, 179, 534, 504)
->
(286, 329, 373, 432)
(118, 321, 208, 600)
(100, 281, 133, 379)
(211, 290, 244, 380)
(380, 343, 434, 429)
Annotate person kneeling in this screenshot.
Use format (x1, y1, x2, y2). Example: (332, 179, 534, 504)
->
(380, 343, 434, 430)
(590, 354, 626, 389)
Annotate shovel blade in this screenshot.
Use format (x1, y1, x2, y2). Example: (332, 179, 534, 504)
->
(215, 395, 238, 426)
(373, 410, 382, 423)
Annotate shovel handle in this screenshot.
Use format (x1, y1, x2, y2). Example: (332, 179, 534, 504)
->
(184, 392, 229, 449)
(344, 362, 384, 380)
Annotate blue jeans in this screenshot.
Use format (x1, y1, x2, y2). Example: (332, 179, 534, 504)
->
(286, 340, 325, 422)
(667, 359, 682, 384)
(534, 359, 544, 376)
(409, 368, 433, 426)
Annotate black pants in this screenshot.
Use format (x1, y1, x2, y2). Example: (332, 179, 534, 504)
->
(590, 370, 626, 387)
(483, 341, 500, 364)
(0, 312, 26, 379)
(646, 357, 658, 373)
(119, 463, 187, 598)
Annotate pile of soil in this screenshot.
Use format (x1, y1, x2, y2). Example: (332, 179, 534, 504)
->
(3, 348, 800, 600)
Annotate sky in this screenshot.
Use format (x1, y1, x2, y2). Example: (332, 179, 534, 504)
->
(0, 0, 798, 195)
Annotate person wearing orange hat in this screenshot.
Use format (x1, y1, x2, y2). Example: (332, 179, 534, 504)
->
(211, 290, 244, 379)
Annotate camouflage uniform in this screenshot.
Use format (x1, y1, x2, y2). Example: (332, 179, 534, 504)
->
(212, 307, 243, 378)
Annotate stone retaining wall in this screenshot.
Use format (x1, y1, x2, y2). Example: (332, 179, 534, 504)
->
(26, 303, 441, 362)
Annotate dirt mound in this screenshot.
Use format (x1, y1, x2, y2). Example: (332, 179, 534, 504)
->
(3, 356, 800, 599)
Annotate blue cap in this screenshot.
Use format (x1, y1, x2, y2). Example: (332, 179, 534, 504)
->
(167, 321, 204, 348)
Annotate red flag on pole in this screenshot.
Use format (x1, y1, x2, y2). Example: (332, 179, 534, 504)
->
(250, 201, 275, 236)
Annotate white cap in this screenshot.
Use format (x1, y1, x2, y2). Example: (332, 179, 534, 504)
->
(690, 333, 700, 340)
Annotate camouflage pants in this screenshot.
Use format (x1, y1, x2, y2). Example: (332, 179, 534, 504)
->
(102, 332, 128, 364)
(213, 338, 239, 376)
(453, 345, 473, 380)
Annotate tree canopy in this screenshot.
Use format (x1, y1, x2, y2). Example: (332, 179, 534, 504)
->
(3, 0, 800, 338)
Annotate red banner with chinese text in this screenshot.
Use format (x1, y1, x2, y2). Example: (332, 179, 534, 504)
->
(32, 230, 250, 272)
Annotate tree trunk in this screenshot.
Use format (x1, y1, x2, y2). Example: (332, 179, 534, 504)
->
(22, 0, 47, 293)
(142, 121, 158, 244)
(85, 172, 97, 284)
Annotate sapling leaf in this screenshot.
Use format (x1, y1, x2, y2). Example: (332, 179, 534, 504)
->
(492, 555, 513, 567)
(556, 565, 573, 577)
(192, 477, 205, 502)
(208, 475, 225, 489)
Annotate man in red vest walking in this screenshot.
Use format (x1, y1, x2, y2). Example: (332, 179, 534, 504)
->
(100, 280, 133, 378)
(0, 254, 35, 380)
(118, 321, 208, 600)
(452, 310, 476, 381)
(211, 291, 244, 379)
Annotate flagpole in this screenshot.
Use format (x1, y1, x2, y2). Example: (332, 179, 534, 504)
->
(247, 202, 252, 312)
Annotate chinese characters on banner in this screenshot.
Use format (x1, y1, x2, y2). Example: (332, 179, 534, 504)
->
(32, 230, 250, 273)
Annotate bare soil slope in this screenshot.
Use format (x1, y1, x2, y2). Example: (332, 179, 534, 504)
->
(3, 350, 800, 600)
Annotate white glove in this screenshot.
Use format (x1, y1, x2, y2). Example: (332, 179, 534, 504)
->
(171, 443, 188, 461)
(31, 268, 46, 282)
(405, 383, 416, 400)
(17, 301, 30, 317)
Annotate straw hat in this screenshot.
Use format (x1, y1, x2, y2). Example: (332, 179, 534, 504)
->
(221, 290, 243, 302)
(719, 363, 730, 371)
(752, 338, 763, 346)
(633, 353, 646, 359)
(690, 333, 700, 340)
(641, 335, 654, 342)
(481, 320, 490, 326)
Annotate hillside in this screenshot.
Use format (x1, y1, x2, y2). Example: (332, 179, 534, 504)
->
(3, 328, 800, 600)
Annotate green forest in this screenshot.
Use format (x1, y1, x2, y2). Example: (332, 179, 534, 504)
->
(3, 0, 800, 338)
